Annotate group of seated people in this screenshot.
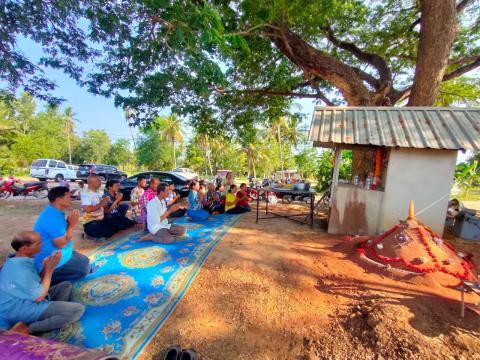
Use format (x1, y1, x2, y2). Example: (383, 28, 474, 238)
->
(0, 173, 252, 336)
(133, 175, 252, 241)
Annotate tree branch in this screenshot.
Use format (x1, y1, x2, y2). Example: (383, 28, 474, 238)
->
(322, 24, 392, 86)
(226, 23, 280, 37)
(409, 0, 474, 30)
(443, 56, 480, 80)
(390, 56, 480, 105)
(267, 24, 373, 105)
(215, 87, 336, 105)
(351, 68, 380, 90)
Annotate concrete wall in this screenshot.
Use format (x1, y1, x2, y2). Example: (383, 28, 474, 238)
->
(379, 148, 457, 234)
(329, 183, 384, 236)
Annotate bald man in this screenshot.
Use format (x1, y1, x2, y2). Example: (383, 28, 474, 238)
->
(80, 175, 114, 238)
(0, 231, 84, 334)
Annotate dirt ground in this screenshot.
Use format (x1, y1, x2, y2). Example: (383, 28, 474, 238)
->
(0, 198, 479, 360)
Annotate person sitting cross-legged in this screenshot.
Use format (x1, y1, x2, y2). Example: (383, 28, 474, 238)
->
(186, 181, 210, 221)
(34, 186, 92, 285)
(81, 175, 116, 239)
(138, 183, 187, 243)
(235, 183, 252, 212)
(0, 231, 85, 334)
(103, 180, 136, 231)
(166, 183, 186, 218)
(203, 182, 224, 215)
(225, 184, 251, 214)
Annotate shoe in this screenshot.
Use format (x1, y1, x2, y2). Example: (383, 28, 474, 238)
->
(164, 345, 182, 360)
(180, 349, 198, 360)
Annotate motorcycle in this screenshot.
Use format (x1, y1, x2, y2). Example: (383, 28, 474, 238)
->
(0, 176, 49, 199)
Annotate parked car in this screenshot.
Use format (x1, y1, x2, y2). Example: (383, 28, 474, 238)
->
(120, 171, 191, 201)
(76, 164, 127, 182)
(172, 167, 198, 179)
(30, 159, 77, 182)
(67, 165, 78, 180)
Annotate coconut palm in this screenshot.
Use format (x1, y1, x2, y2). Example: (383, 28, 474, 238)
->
(270, 117, 287, 174)
(197, 133, 213, 175)
(63, 107, 79, 164)
(284, 116, 306, 170)
(124, 106, 137, 149)
(162, 113, 184, 168)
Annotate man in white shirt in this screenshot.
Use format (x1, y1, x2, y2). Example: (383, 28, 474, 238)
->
(138, 183, 187, 243)
(80, 175, 113, 238)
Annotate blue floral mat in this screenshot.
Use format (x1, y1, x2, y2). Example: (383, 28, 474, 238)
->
(44, 214, 243, 359)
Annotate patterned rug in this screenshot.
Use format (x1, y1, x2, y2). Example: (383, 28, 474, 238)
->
(43, 214, 243, 359)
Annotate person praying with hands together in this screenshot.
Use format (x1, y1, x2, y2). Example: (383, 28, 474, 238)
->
(102, 180, 136, 231)
(138, 183, 188, 243)
(0, 231, 85, 334)
(34, 186, 93, 285)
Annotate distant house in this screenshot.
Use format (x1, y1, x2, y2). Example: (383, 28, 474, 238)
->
(308, 107, 480, 235)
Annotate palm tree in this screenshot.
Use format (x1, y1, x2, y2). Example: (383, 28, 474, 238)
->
(162, 113, 184, 168)
(284, 116, 306, 170)
(245, 142, 256, 179)
(63, 107, 79, 164)
(197, 133, 213, 175)
(271, 117, 287, 175)
(124, 106, 137, 149)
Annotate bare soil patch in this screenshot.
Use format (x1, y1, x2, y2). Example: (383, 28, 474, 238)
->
(0, 199, 479, 359)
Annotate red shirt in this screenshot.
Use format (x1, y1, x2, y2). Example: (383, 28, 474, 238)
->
(236, 190, 249, 207)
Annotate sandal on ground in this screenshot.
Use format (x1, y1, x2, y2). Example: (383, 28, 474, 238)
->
(180, 349, 198, 360)
(164, 345, 182, 360)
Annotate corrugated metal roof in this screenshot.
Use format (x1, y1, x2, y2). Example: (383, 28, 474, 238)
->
(308, 107, 480, 150)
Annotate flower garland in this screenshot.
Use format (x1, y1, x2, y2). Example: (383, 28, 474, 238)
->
(354, 224, 475, 281)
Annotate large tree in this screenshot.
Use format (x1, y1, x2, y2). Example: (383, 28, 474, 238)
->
(1, 1, 479, 130)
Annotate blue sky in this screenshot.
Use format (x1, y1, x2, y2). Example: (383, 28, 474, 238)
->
(18, 38, 139, 143)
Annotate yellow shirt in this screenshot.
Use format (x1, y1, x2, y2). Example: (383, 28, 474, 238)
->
(225, 193, 236, 212)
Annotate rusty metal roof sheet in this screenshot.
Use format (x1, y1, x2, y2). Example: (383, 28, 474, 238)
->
(308, 107, 480, 150)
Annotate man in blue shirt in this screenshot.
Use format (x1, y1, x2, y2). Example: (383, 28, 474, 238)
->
(34, 186, 91, 285)
(0, 231, 84, 333)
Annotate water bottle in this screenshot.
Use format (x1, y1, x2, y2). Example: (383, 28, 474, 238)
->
(365, 177, 371, 190)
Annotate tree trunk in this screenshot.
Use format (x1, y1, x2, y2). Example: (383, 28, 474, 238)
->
(408, 0, 457, 106)
(172, 139, 176, 168)
(66, 122, 72, 164)
(206, 149, 213, 175)
(277, 126, 285, 174)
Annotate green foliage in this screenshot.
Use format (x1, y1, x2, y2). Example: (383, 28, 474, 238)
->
(0, 1, 96, 104)
(0, 93, 75, 172)
(294, 147, 319, 180)
(73, 130, 111, 164)
(435, 77, 480, 106)
(455, 160, 480, 198)
(315, 150, 352, 192)
(135, 117, 175, 170)
(3, 0, 480, 140)
(106, 139, 133, 170)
